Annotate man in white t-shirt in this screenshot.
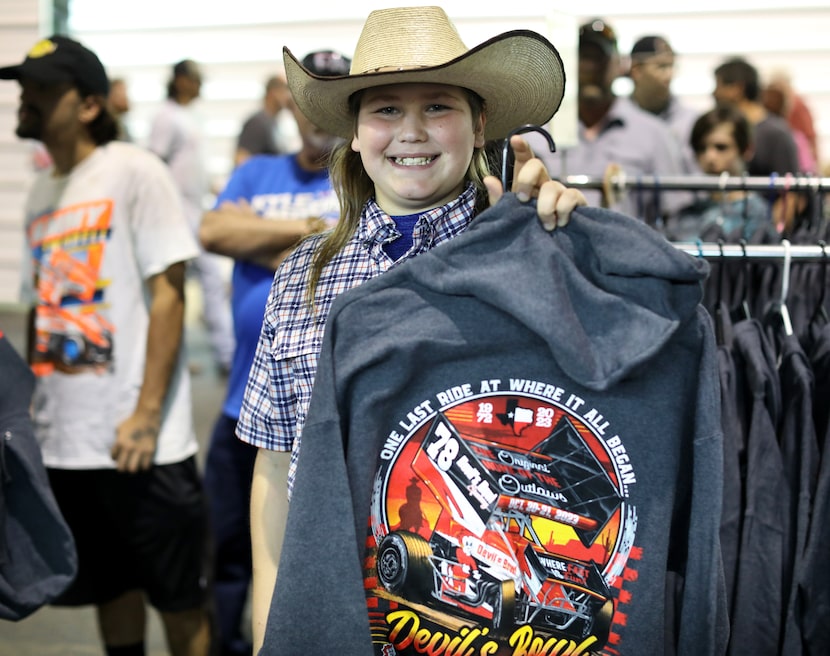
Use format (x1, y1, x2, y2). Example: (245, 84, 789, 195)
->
(1, 35, 211, 656)
(148, 59, 235, 375)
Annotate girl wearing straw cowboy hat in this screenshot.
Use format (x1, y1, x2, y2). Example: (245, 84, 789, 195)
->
(236, 7, 584, 650)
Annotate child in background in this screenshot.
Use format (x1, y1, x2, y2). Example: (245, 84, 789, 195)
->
(666, 105, 775, 242)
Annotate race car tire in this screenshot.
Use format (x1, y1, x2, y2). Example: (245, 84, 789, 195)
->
(377, 531, 432, 599)
(57, 334, 85, 366)
(588, 598, 614, 648)
(491, 579, 517, 634)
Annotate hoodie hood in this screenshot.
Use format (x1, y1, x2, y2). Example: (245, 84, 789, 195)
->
(403, 194, 709, 390)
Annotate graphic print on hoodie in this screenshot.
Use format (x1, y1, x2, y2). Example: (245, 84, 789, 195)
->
(367, 386, 636, 654)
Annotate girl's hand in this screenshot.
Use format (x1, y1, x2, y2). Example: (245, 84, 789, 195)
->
(484, 134, 587, 231)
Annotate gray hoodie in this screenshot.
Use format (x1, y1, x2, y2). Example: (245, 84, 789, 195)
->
(264, 196, 728, 656)
(0, 334, 76, 620)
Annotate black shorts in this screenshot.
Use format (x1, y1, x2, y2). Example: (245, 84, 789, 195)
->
(47, 457, 209, 612)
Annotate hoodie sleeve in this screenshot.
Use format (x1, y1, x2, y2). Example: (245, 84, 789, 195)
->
(261, 312, 373, 655)
(677, 307, 730, 655)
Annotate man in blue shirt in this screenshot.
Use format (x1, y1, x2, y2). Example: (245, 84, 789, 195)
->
(197, 50, 350, 656)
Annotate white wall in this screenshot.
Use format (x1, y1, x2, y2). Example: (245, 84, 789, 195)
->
(63, 0, 830, 184)
(0, 0, 48, 307)
(1, 1, 829, 303)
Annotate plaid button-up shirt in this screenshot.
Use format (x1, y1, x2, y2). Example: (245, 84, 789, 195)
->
(236, 184, 478, 494)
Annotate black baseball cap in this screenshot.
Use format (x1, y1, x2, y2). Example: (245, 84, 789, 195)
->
(301, 50, 352, 78)
(0, 35, 110, 96)
(631, 36, 674, 60)
(579, 19, 618, 57)
(172, 59, 202, 81)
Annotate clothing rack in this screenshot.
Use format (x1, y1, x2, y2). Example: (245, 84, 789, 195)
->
(560, 173, 830, 194)
(676, 241, 830, 262)
(558, 173, 830, 260)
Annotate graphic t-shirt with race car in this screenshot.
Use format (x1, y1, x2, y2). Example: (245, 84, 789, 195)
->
(21, 141, 199, 468)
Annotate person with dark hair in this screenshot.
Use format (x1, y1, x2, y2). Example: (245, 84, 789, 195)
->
(665, 105, 774, 242)
(148, 59, 235, 376)
(714, 56, 803, 233)
(628, 35, 700, 173)
(714, 56, 800, 178)
(234, 73, 294, 167)
(199, 48, 350, 656)
(0, 36, 211, 656)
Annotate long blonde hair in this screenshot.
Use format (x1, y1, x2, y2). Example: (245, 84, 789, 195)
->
(306, 89, 491, 306)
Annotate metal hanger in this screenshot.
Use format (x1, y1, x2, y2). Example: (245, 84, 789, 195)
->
(768, 173, 779, 224)
(714, 239, 727, 345)
(812, 239, 829, 325)
(500, 125, 556, 191)
(730, 239, 753, 322)
(779, 238, 794, 336)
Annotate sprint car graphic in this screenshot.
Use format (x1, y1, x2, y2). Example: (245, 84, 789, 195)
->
(37, 306, 113, 367)
(34, 248, 113, 368)
(374, 410, 622, 645)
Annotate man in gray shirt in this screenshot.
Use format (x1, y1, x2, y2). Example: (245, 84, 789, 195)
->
(234, 73, 293, 167)
(628, 35, 700, 174)
(529, 19, 690, 226)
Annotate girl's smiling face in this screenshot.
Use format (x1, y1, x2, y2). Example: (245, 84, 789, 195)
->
(351, 83, 486, 216)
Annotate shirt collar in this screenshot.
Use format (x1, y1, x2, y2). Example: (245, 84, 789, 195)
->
(358, 182, 478, 246)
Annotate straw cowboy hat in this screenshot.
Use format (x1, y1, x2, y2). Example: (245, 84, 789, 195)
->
(283, 6, 565, 141)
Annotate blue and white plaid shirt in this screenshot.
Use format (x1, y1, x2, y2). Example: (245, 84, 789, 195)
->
(236, 184, 478, 494)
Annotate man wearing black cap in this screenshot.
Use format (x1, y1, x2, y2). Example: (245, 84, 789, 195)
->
(197, 49, 350, 656)
(1, 35, 211, 656)
(529, 18, 689, 225)
(629, 35, 700, 173)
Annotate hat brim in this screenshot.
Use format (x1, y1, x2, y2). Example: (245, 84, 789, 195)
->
(284, 29, 565, 141)
(0, 62, 73, 85)
(0, 64, 24, 81)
